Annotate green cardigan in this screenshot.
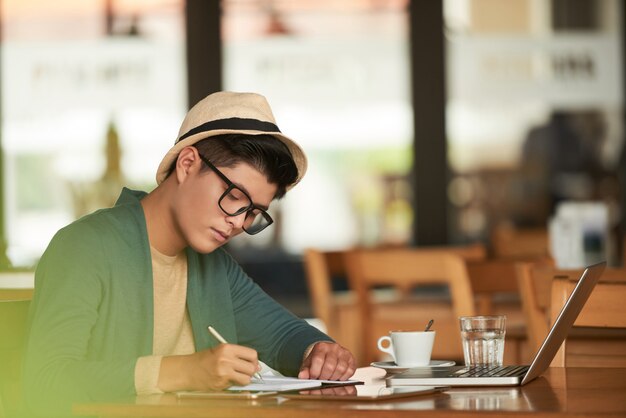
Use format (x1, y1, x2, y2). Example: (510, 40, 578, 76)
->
(23, 188, 331, 416)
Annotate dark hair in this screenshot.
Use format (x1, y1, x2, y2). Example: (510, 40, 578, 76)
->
(166, 134, 299, 199)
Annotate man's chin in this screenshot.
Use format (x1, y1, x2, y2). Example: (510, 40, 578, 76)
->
(189, 239, 225, 255)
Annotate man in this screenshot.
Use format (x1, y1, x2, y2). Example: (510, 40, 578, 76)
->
(23, 92, 355, 416)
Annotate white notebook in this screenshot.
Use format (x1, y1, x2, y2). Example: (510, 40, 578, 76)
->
(177, 375, 361, 398)
(229, 376, 355, 392)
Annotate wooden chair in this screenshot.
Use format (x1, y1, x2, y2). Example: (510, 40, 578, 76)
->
(466, 259, 522, 316)
(303, 249, 349, 333)
(490, 224, 550, 260)
(303, 244, 486, 365)
(550, 272, 626, 367)
(517, 262, 626, 367)
(302, 249, 361, 361)
(515, 262, 557, 356)
(344, 249, 476, 365)
(0, 299, 31, 418)
(466, 259, 531, 363)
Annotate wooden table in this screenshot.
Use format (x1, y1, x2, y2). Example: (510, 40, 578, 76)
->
(0, 271, 34, 300)
(74, 367, 626, 418)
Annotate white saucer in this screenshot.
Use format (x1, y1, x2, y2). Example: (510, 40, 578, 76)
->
(370, 360, 456, 373)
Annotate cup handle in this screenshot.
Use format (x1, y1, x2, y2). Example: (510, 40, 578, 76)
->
(377, 336, 395, 360)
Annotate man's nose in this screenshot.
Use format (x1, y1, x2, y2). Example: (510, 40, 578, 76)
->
(227, 211, 247, 229)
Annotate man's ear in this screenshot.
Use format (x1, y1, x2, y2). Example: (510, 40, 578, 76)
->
(174, 146, 200, 184)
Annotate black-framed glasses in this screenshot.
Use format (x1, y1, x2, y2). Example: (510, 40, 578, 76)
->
(197, 153, 273, 235)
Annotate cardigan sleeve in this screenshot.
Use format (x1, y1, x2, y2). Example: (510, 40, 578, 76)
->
(220, 251, 333, 377)
(22, 223, 137, 417)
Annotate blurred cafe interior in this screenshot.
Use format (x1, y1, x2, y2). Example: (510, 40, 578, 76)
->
(1, 0, 626, 367)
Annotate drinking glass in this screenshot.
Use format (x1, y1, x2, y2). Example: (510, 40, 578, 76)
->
(459, 315, 506, 367)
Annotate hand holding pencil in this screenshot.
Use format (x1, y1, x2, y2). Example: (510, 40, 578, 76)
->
(208, 326, 264, 382)
(157, 333, 263, 392)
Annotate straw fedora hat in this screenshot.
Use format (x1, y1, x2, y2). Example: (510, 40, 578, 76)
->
(156, 91, 307, 188)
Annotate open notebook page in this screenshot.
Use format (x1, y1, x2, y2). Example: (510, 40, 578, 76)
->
(228, 376, 361, 392)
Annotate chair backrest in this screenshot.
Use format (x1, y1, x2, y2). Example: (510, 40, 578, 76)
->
(345, 248, 476, 364)
(550, 271, 626, 367)
(516, 262, 626, 366)
(304, 244, 486, 322)
(303, 249, 348, 330)
(466, 259, 522, 315)
(491, 224, 550, 259)
(515, 262, 557, 355)
(0, 299, 31, 418)
(303, 244, 486, 366)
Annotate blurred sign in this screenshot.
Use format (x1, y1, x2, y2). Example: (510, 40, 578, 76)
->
(224, 37, 413, 149)
(225, 37, 410, 103)
(448, 34, 622, 107)
(2, 39, 186, 119)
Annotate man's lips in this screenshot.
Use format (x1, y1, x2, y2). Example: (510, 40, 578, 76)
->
(211, 228, 230, 242)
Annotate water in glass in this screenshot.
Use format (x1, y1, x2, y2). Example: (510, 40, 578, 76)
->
(461, 329, 505, 367)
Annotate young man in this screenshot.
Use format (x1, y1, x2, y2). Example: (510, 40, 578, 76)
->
(23, 92, 355, 416)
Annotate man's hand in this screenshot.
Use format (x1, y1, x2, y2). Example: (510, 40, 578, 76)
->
(159, 343, 260, 392)
(298, 342, 356, 381)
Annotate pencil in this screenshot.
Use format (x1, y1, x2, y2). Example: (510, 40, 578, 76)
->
(208, 326, 264, 382)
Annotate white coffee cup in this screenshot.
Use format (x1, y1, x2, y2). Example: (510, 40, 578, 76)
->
(377, 330, 435, 367)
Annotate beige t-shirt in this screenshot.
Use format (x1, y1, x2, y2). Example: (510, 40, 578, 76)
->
(134, 246, 196, 394)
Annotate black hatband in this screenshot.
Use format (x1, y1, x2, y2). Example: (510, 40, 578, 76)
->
(178, 117, 281, 143)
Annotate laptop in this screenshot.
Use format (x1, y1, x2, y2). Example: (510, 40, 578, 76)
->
(387, 261, 606, 387)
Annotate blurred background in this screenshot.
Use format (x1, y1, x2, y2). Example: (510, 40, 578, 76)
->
(1, 0, 624, 316)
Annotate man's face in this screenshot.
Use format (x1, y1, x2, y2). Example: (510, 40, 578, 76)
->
(172, 158, 277, 254)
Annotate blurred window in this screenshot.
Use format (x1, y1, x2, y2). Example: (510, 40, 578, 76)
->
(222, 0, 414, 253)
(1, 0, 186, 267)
(444, 0, 623, 261)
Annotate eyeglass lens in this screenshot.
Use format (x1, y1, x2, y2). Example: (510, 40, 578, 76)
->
(218, 186, 271, 234)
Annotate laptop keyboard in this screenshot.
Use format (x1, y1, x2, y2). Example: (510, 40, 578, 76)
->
(452, 365, 530, 378)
